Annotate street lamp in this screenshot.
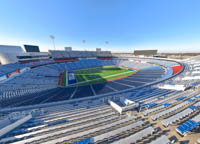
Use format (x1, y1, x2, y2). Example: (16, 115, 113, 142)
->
(50, 35, 56, 50)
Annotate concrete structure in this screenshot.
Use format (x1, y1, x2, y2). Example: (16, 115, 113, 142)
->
(0, 114, 32, 138)
(108, 99, 139, 114)
(0, 45, 24, 64)
(96, 48, 101, 52)
(65, 47, 72, 51)
(158, 84, 186, 91)
(17, 52, 50, 63)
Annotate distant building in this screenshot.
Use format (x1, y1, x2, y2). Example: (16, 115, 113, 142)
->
(134, 50, 158, 56)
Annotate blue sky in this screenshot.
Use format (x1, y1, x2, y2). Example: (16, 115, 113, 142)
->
(0, 0, 200, 53)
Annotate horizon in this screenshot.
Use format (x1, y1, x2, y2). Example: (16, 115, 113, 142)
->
(0, 0, 200, 53)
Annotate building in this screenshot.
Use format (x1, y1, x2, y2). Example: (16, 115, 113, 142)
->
(134, 50, 158, 56)
(0, 45, 50, 65)
(65, 47, 72, 51)
(17, 52, 50, 63)
(0, 45, 24, 65)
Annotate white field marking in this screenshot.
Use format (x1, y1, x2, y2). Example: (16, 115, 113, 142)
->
(70, 70, 136, 86)
(73, 65, 115, 72)
(74, 65, 130, 75)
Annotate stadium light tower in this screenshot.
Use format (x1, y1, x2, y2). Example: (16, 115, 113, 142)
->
(50, 35, 56, 50)
(82, 40, 86, 51)
(105, 41, 109, 49)
(82, 40, 86, 43)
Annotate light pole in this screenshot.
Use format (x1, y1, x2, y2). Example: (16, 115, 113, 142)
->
(105, 41, 109, 49)
(82, 40, 86, 51)
(82, 40, 86, 44)
(50, 35, 56, 50)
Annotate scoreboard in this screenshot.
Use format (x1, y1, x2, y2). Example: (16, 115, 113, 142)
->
(24, 45, 40, 52)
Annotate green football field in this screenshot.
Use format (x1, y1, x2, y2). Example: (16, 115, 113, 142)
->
(71, 65, 136, 86)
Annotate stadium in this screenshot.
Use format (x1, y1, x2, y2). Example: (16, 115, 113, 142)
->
(0, 45, 200, 144)
(1, 0, 200, 143)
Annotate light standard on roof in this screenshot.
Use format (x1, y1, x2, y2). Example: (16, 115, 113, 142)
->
(50, 35, 56, 50)
(82, 40, 86, 51)
(105, 41, 109, 49)
(82, 40, 86, 44)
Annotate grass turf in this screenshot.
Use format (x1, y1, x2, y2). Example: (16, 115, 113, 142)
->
(72, 65, 136, 86)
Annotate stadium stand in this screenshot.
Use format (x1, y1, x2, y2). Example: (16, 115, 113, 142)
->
(2, 52, 200, 143)
(0, 58, 167, 107)
(150, 135, 170, 144)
